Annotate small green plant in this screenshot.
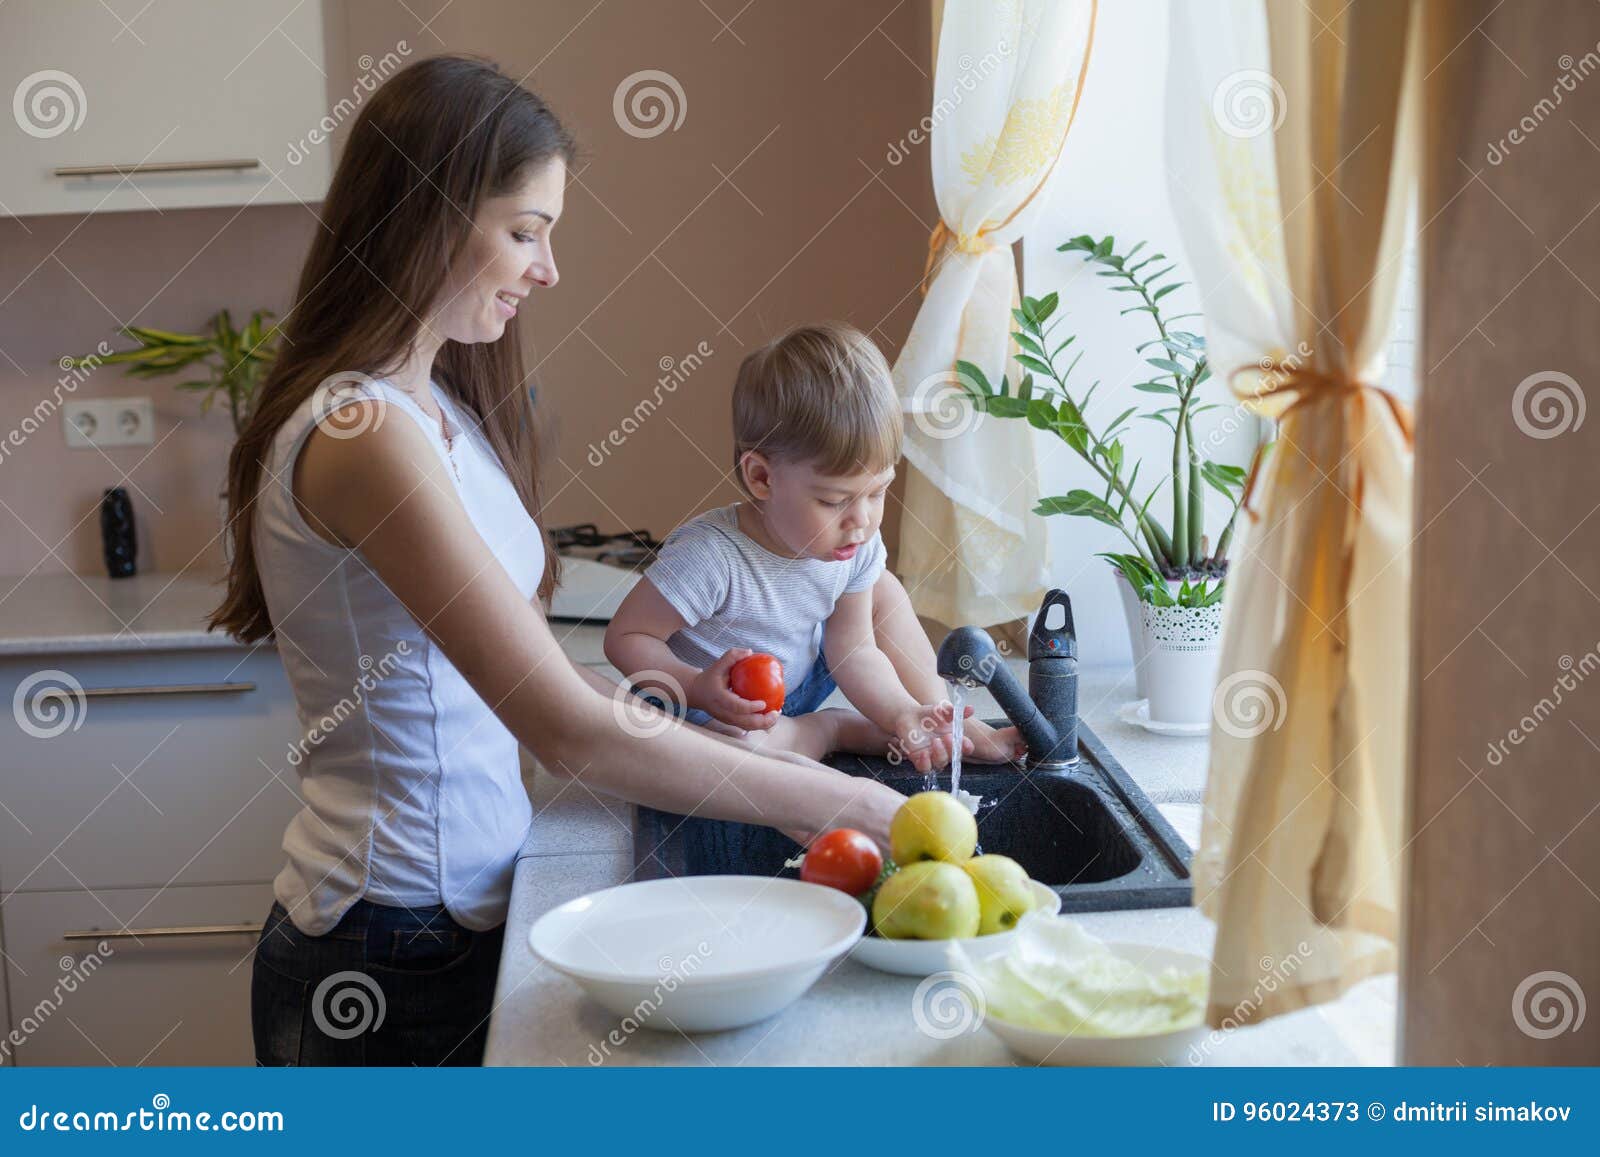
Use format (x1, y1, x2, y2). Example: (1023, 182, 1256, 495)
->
(65, 309, 279, 436)
(1098, 551, 1225, 608)
(956, 233, 1253, 605)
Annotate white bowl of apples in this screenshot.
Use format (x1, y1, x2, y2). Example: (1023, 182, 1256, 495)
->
(797, 792, 1060, 978)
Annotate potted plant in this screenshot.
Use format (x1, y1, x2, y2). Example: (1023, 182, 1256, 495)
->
(66, 308, 280, 437)
(65, 310, 279, 557)
(956, 234, 1257, 730)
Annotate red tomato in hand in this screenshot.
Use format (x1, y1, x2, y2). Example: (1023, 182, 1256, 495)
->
(800, 829, 883, 896)
(729, 653, 785, 711)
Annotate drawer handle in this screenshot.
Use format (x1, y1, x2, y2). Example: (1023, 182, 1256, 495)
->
(54, 158, 261, 178)
(63, 923, 261, 941)
(65, 681, 256, 700)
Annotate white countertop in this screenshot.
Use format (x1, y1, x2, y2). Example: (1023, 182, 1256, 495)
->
(485, 642, 1397, 1067)
(0, 577, 1396, 1064)
(0, 570, 243, 654)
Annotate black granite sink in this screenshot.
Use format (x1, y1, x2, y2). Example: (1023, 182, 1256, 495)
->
(632, 720, 1192, 913)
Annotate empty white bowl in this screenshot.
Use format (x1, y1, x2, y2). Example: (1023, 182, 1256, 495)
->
(848, 880, 1061, 977)
(978, 942, 1210, 1066)
(528, 875, 864, 1032)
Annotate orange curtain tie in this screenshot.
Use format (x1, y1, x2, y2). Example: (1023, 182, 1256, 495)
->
(921, 220, 999, 295)
(1228, 357, 1415, 522)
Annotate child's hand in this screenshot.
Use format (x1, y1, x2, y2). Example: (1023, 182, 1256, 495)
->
(963, 718, 1026, 765)
(887, 701, 962, 773)
(689, 648, 781, 732)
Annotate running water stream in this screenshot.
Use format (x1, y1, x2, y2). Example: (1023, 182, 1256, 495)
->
(948, 680, 965, 801)
(944, 679, 982, 826)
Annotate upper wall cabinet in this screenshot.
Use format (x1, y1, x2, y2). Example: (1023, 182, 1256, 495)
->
(0, 0, 332, 218)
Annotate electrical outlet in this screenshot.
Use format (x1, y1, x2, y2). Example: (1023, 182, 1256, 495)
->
(63, 397, 155, 449)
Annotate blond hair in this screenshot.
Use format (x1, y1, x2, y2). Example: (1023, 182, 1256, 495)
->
(731, 322, 901, 494)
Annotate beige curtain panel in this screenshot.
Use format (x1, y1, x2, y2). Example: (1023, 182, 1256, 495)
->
(892, 0, 1096, 629)
(1167, 0, 1421, 1027)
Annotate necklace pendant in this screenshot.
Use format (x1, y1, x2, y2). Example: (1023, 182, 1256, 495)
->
(439, 413, 461, 481)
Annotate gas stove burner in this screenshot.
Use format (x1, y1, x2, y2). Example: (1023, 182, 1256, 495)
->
(549, 523, 663, 570)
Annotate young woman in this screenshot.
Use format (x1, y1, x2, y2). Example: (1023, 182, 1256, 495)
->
(211, 55, 910, 1066)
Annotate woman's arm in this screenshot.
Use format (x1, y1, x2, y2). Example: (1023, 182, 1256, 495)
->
(572, 662, 858, 843)
(294, 401, 902, 844)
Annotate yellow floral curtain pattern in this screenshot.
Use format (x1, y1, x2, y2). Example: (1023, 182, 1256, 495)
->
(1167, 0, 1421, 1027)
(893, 0, 1096, 628)
(958, 82, 1077, 187)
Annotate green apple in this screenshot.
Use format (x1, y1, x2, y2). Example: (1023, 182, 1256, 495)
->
(872, 861, 981, 940)
(961, 854, 1036, 934)
(889, 791, 978, 865)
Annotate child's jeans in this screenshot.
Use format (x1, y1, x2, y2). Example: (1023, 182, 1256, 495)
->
(635, 652, 838, 727)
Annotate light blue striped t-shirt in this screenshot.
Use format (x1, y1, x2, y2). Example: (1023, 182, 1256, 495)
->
(645, 503, 886, 692)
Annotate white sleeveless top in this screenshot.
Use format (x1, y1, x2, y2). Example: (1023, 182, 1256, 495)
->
(254, 377, 545, 935)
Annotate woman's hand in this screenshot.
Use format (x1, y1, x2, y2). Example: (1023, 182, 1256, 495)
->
(846, 776, 907, 852)
(784, 777, 905, 852)
(693, 717, 906, 850)
(688, 647, 779, 731)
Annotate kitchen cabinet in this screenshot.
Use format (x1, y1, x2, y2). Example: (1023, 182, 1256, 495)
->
(0, 916, 10, 1067)
(0, 0, 332, 217)
(0, 643, 304, 1065)
(0, 648, 304, 893)
(2, 883, 272, 1065)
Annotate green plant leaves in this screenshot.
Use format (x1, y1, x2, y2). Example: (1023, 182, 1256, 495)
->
(1200, 460, 1248, 498)
(955, 359, 993, 397)
(980, 231, 1258, 576)
(1101, 406, 1137, 443)
(1098, 551, 1163, 597)
(1026, 397, 1056, 431)
(1014, 291, 1059, 331)
(122, 325, 207, 346)
(1036, 490, 1124, 528)
(61, 307, 281, 436)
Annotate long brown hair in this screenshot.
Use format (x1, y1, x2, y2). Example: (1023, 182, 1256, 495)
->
(211, 55, 574, 643)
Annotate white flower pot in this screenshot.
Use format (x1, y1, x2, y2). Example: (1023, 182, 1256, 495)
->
(1114, 570, 1186, 701)
(1139, 601, 1224, 728)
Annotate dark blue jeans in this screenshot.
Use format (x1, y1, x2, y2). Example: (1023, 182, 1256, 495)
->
(251, 899, 504, 1066)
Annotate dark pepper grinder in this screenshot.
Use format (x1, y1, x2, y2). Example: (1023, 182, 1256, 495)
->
(100, 486, 137, 578)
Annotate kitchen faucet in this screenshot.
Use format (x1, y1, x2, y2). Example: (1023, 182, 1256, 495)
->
(936, 588, 1079, 770)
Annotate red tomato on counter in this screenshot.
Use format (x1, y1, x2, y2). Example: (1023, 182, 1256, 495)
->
(729, 653, 784, 711)
(801, 829, 883, 896)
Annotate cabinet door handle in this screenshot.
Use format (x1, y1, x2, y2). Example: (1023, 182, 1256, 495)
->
(62, 923, 262, 941)
(67, 681, 256, 699)
(53, 158, 261, 178)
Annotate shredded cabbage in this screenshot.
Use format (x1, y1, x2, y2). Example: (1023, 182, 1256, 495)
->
(948, 914, 1207, 1037)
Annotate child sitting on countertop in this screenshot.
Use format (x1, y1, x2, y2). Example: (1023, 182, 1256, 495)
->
(603, 321, 1021, 772)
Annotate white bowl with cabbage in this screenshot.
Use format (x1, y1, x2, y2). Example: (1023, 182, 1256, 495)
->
(949, 914, 1210, 1065)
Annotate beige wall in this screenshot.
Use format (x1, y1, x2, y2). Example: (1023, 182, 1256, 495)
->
(0, 0, 934, 577)
(1403, 0, 1600, 1064)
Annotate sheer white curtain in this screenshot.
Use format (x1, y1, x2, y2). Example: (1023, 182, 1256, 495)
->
(893, 0, 1096, 628)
